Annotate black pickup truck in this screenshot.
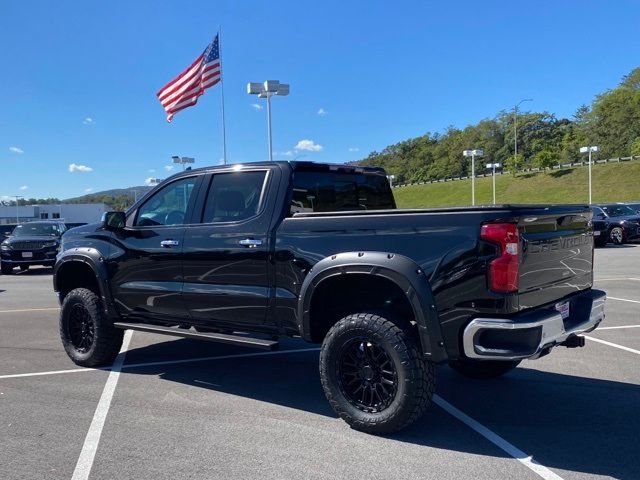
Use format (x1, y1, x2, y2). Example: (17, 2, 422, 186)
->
(53, 161, 606, 434)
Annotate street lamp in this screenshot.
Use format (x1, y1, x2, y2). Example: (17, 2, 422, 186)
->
(247, 80, 290, 161)
(486, 162, 502, 205)
(579, 146, 599, 204)
(172, 156, 195, 171)
(387, 174, 396, 188)
(463, 149, 484, 206)
(14, 195, 23, 224)
(514, 98, 533, 160)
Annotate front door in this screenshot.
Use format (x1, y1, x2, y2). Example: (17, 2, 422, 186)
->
(182, 168, 275, 329)
(110, 175, 201, 322)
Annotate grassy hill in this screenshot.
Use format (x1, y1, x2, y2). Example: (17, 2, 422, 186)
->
(392, 161, 640, 208)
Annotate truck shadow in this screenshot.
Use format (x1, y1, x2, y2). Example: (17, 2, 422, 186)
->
(122, 338, 639, 480)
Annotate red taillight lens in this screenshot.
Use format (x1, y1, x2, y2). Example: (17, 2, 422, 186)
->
(480, 223, 519, 293)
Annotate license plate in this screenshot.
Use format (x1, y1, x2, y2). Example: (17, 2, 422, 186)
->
(593, 230, 601, 236)
(555, 301, 570, 320)
(22, 251, 33, 258)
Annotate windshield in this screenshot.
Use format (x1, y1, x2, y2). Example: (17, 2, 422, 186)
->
(11, 223, 60, 237)
(601, 205, 637, 217)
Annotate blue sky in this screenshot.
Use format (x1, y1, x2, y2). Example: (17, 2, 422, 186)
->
(2, 0, 639, 199)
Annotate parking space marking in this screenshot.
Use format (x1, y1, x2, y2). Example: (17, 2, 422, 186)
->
(0, 347, 323, 380)
(608, 296, 640, 304)
(0, 307, 59, 314)
(597, 325, 640, 330)
(594, 277, 640, 282)
(584, 336, 640, 355)
(433, 395, 564, 480)
(71, 330, 133, 480)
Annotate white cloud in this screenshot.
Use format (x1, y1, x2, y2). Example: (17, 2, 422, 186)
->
(69, 163, 93, 173)
(251, 103, 263, 110)
(317, 108, 328, 116)
(348, 147, 360, 152)
(84, 188, 93, 193)
(19, 185, 28, 191)
(9, 146, 24, 154)
(164, 165, 174, 172)
(83, 117, 94, 125)
(294, 139, 323, 152)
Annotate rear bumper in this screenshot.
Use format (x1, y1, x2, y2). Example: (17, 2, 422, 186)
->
(462, 289, 606, 361)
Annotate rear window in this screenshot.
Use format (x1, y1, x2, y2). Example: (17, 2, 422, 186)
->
(290, 171, 395, 215)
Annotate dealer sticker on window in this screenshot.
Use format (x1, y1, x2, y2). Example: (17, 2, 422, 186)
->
(555, 301, 570, 320)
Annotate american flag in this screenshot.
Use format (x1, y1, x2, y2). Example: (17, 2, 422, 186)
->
(157, 35, 222, 122)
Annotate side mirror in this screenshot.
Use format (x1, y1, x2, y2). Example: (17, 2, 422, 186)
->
(102, 211, 126, 230)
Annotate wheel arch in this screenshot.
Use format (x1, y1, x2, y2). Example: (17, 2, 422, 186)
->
(298, 251, 447, 362)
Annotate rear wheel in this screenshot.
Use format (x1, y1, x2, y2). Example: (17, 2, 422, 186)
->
(1, 263, 13, 275)
(59, 288, 124, 367)
(609, 226, 625, 245)
(319, 313, 435, 434)
(449, 359, 521, 379)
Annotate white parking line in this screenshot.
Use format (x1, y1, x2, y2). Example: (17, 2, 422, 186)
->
(608, 296, 640, 304)
(71, 330, 133, 480)
(597, 325, 640, 330)
(0, 347, 322, 380)
(433, 395, 564, 480)
(584, 336, 640, 355)
(0, 307, 59, 314)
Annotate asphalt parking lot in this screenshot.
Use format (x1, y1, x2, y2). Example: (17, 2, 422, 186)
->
(1, 246, 639, 480)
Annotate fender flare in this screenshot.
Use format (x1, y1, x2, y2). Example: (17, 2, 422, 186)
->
(53, 248, 117, 317)
(298, 251, 447, 362)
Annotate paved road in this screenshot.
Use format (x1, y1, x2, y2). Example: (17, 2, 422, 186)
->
(1, 245, 639, 480)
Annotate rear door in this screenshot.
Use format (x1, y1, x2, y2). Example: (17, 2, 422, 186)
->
(181, 166, 279, 329)
(110, 174, 202, 321)
(518, 206, 593, 309)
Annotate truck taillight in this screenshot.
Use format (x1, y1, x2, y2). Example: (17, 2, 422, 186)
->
(481, 223, 519, 293)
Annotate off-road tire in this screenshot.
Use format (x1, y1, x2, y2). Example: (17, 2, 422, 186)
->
(449, 359, 521, 379)
(319, 313, 435, 434)
(59, 288, 124, 367)
(1, 263, 13, 275)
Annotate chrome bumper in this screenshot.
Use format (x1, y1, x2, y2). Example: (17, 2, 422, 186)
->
(462, 290, 606, 361)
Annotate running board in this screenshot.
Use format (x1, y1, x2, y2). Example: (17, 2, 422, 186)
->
(113, 322, 279, 351)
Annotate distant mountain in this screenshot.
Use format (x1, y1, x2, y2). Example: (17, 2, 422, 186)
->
(64, 185, 154, 211)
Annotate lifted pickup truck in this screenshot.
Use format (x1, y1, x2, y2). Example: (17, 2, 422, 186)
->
(54, 161, 605, 434)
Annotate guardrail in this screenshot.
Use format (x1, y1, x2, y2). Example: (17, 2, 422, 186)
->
(392, 154, 640, 188)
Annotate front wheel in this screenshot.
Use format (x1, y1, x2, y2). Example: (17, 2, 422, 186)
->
(449, 359, 521, 379)
(609, 226, 625, 245)
(319, 313, 435, 434)
(59, 288, 124, 367)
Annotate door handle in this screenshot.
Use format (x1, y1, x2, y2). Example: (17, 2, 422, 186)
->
(160, 239, 180, 248)
(238, 239, 263, 248)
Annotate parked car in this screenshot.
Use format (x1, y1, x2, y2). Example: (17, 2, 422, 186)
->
(592, 204, 640, 245)
(53, 161, 605, 434)
(0, 221, 66, 274)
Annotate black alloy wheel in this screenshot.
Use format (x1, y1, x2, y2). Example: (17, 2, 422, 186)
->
(67, 303, 96, 353)
(337, 338, 398, 413)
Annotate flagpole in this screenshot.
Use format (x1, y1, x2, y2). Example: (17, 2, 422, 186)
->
(218, 26, 228, 165)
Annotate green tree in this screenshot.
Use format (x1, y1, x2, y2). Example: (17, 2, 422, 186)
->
(505, 154, 524, 176)
(533, 149, 559, 170)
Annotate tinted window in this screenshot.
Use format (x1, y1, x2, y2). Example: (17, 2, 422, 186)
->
(201, 171, 267, 223)
(290, 171, 395, 215)
(601, 204, 636, 217)
(12, 223, 61, 236)
(135, 176, 198, 226)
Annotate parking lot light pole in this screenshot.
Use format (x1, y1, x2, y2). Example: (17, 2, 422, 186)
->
(463, 149, 484, 206)
(247, 80, 290, 161)
(580, 146, 599, 204)
(14, 195, 23, 224)
(486, 162, 501, 205)
(172, 156, 195, 171)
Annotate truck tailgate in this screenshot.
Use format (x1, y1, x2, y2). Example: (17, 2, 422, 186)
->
(518, 207, 593, 310)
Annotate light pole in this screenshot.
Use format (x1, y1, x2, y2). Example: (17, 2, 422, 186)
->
(171, 156, 195, 171)
(514, 98, 533, 160)
(247, 80, 290, 161)
(579, 146, 599, 204)
(463, 149, 484, 206)
(387, 175, 396, 188)
(14, 196, 23, 224)
(486, 162, 502, 205)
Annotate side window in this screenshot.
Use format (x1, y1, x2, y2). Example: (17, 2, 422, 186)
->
(135, 176, 198, 227)
(201, 171, 267, 223)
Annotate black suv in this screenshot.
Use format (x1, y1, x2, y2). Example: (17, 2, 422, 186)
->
(591, 204, 640, 245)
(1, 221, 66, 274)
